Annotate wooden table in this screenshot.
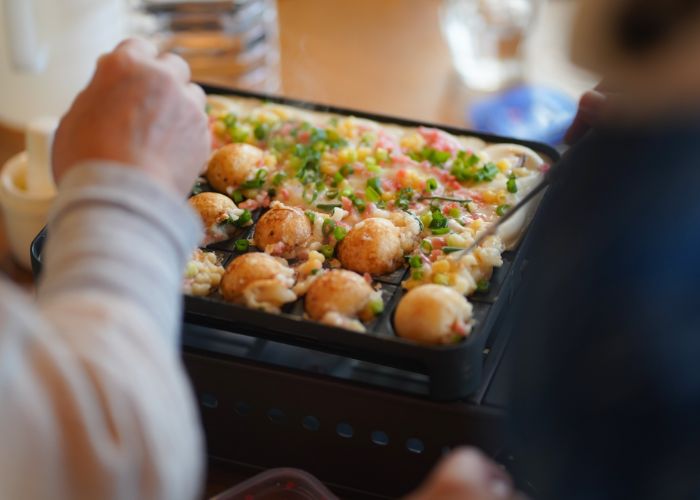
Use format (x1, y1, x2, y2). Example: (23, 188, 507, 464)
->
(0, 0, 594, 496)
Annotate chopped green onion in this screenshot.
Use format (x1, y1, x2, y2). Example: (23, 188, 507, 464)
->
(420, 212, 433, 227)
(409, 255, 423, 268)
(426, 178, 438, 192)
(496, 204, 511, 217)
(448, 207, 460, 218)
(340, 187, 354, 198)
(305, 211, 316, 223)
(429, 208, 448, 229)
(369, 299, 384, 315)
(507, 174, 518, 193)
(365, 186, 381, 203)
(241, 169, 268, 189)
(319, 244, 335, 259)
(367, 177, 382, 194)
(421, 240, 433, 253)
(235, 239, 250, 252)
(316, 203, 342, 212)
(413, 147, 451, 166)
(353, 197, 366, 212)
(222, 113, 237, 129)
(375, 148, 390, 163)
(231, 126, 249, 143)
(232, 190, 244, 203)
(254, 123, 269, 140)
(325, 189, 339, 199)
(431, 227, 450, 235)
(419, 196, 472, 204)
(451, 153, 499, 183)
(476, 279, 490, 293)
(332, 172, 344, 186)
(333, 225, 347, 241)
(235, 209, 252, 227)
(412, 270, 424, 280)
(322, 218, 336, 236)
(442, 246, 464, 254)
(272, 172, 286, 186)
(339, 164, 354, 177)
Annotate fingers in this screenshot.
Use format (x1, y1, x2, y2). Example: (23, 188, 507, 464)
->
(443, 448, 513, 499)
(159, 52, 192, 83)
(187, 82, 207, 109)
(564, 89, 609, 145)
(115, 37, 159, 59)
(577, 90, 607, 124)
(407, 447, 516, 500)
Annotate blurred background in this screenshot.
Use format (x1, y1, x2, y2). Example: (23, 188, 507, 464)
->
(0, 0, 596, 279)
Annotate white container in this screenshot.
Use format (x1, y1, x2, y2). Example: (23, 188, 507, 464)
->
(0, 118, 58, 269)
(0, 152, 55, 269)
(0, 0, 127, 129)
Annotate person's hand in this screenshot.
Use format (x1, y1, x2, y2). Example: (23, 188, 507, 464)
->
(406, 448, 526, 500)
(52, 38, 209, 196)
(564, 84, 609, 145)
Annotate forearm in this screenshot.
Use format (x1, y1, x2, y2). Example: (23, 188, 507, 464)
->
(0, 163, 205, 500)
(39, 162, 201, 340)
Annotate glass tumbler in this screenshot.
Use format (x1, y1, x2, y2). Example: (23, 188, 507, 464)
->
(440, 0, 541, 91)
(129, 0, 280, 91)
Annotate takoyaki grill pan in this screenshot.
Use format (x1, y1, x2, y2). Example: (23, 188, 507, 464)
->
(31, 85, 559, 401)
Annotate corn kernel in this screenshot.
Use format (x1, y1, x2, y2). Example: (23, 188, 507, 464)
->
(496, 160, 510, 173)
(381, 191, 393, 201)
(482, 190, 500, 204)
(321, 161, 339, 175)
(446, 234, 467, 248)
(338, 147, 357, 164)
(432, 260, 451, 274)
(433, 273, 450, 286)
(357, 147, 372, 161)
(496, 189, 507, 204)
(263, 154, 277, 168)
(469, 220, 484, 232)
(270, 106, 291, 120)
(400, 132, 426, 152)
(212, 122, 226, 135)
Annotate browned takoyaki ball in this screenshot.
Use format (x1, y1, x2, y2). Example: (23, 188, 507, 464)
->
(394, 284, 473, 345)
(206, 143, 264, 194)
(188, 192, 237, 228)
(220, 252, 294, 303)
(253, 203, 312, 258)
(188, 192, 242, 245)
(337, 217, 404, 275)
(305, 269, 376, 323)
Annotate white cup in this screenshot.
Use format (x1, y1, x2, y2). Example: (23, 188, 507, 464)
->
(0, 152, 55, 269)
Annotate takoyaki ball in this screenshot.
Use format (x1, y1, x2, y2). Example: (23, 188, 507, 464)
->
(206, 143, 264, 194)
(337, 218, 404, 276)
(394, 285, 473, 345)
(188, 192, 241, 244)
(253, 202, 312, 258)
(220, 252, 295, 304)
(305, 270, 375, 322)
(387, 211, 422, 252)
